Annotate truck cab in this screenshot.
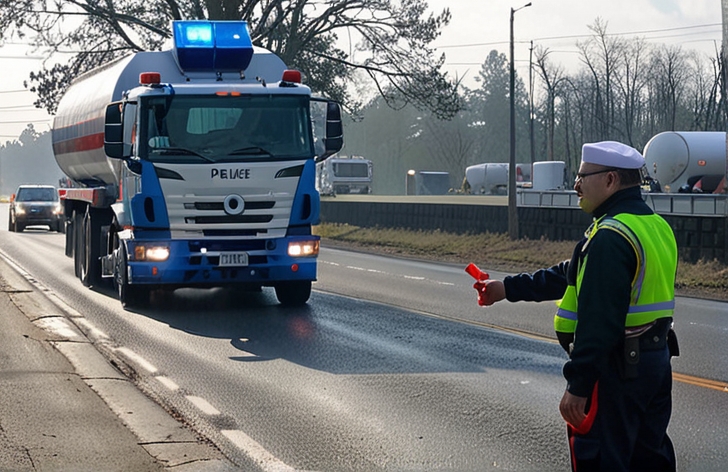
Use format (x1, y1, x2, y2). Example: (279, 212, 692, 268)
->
(52, 20, 343, 308)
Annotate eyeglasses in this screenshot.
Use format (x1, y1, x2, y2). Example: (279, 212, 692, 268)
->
(575, 168, 616, 183)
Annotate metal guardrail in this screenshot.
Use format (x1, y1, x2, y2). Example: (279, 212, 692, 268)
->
(326, 192, 728, 217)
(519, 190, 728, 217)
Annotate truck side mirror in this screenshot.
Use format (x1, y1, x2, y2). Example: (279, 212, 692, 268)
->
(322, 101, 343, 159)
(104, 102, 134, 159)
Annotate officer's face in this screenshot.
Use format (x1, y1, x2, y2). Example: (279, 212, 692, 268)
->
(574, 162, 618, 214)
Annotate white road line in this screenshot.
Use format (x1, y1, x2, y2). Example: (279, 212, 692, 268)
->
(74, 318, 109, 340)
(221, 430, 296, 472)
(114, 347, 158, 373)
(322, 259, 456, 287)
(155, 376, 179, 391)
(186, 396, 220, 415)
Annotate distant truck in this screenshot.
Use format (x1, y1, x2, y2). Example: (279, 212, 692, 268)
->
(405, 171, 451, 195)
(316, 155, 373, 195)
(464, 163, 531, 195)
(643, 131, 727, 193)
(51, 20, 343, 308)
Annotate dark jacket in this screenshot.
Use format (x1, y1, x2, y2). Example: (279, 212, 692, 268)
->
(503, 186, 653, 396)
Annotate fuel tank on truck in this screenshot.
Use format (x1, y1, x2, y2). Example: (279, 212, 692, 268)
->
(53, 53, 171, 187)
(643, 131, 726, 193)
(51, 46, 287, 188)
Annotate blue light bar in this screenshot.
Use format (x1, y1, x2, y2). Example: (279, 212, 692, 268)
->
(172, 21, 254, 72)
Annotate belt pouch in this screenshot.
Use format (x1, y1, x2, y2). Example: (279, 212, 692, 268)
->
(623, 336, 640, 379)
(667, 328, 680, 357)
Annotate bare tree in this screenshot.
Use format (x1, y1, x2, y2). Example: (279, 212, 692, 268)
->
(649, 45, 689, 131)
(534, 45, 565, 161)
(613, 37, 650, 146)
(576, 18, 625, 140)
(1, 0, 462, 118)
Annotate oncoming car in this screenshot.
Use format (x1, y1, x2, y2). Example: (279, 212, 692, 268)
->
(8, 185, 64, 233)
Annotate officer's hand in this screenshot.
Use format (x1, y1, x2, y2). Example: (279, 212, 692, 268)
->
(477, 280, 506, 306)
(559, 390, 587, 428)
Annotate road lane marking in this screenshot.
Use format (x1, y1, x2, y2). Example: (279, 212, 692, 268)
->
(322, 260, 456, 286)
(186, 396, 220, 415)
(221, 430, 296, 472)
(74, 318, 109, 340)
(673, 373, 728, 392)
(155, 376, 179, 391)
(114, 347, 158, 373)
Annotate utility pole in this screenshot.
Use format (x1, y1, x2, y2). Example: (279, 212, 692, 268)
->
(529, 40, 535, 168)
(509, 2, 531, 240)
(723, 0, 728, 193)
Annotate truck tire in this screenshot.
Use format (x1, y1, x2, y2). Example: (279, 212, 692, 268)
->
(73, 210, 85, 278)
(81, 207, 112, 288)
(274, 280, 311, 306)
(115, 243, 150, 309)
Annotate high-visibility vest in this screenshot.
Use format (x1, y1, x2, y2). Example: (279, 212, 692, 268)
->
(554, 213, 677, 335)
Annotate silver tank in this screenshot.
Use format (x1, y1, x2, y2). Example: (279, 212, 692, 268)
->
(51, 50, 184, 187)
(51, 46, 288, 188)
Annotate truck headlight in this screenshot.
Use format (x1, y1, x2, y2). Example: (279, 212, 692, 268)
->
(288, 240, 319, 257)
(133, 244, 170, 261)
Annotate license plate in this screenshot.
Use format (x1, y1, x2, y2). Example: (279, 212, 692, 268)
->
(218, 252, 249, 267)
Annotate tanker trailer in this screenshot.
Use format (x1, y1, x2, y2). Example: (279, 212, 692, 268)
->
(643, 131, 726, 193)
(52, 20, 343, 308)
(465, 163, 530, 194)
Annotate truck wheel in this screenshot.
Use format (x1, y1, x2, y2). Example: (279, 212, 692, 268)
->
(73, 210, 84, 278)
(115, 244, 150, 309)
(79, 209, 101, 287)
(274, 281, 311, 306)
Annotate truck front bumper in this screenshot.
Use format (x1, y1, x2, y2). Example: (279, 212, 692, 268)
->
(122, 236, 319, 287)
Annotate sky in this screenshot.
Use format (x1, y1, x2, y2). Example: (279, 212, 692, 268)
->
(428, 0, 722, 88)
(0, 0, 723, 141)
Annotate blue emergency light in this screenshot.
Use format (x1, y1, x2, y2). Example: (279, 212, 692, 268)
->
(172, 20, 254, 72)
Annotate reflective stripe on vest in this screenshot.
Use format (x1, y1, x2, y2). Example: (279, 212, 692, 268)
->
(554, 213, 676, 333)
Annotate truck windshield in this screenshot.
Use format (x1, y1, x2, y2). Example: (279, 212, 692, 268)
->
(16, 187, 57, 202)
(335, 162, 369, 178)
(142, 95, 313, 163)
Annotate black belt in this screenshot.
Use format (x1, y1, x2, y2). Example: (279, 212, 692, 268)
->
(623, 318, 675, 379)
(637, 317, 672, 351)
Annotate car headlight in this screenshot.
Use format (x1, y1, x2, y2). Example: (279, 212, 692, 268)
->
(288, 240, 319, 257)
(52, 203, 63, 215)
(14, 206, 25, 215)
(132, 244, 170, 261)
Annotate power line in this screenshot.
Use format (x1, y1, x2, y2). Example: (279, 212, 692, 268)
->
(438, 22, 721, 49)
(0, 105, 42, 111)
(0, 119, 50, 124)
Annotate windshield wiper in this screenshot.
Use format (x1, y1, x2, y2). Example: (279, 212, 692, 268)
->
(227, 146, 274, 157)
(154, 147, 215, 162)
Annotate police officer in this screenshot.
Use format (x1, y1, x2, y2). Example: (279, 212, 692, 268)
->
(477, 141, 678, 471)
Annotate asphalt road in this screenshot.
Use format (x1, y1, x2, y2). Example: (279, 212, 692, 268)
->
(1, 206, 726, 471)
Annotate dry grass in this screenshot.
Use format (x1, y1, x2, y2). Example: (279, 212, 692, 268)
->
(314, 223, 728, 302)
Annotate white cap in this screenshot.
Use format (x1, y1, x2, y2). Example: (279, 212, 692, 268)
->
(581, 141, 644, 169)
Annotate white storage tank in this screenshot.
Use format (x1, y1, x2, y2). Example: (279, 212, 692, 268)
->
(532, 161, 566, 190)
(643, 131, 726, 193)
